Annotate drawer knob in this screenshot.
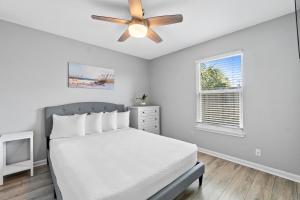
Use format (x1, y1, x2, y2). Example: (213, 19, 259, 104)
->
(143, 112, 145, 114)
(143, 128, 145, 130)
(143, 120, 145, 122)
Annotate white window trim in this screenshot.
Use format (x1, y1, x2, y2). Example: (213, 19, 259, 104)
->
(195, 51, 245, 137)
(194, 123, 245, 137)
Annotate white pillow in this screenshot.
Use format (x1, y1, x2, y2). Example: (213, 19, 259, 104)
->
(85, 112, 103, 135)
(50, 114, 86, 139)
(117, 111, 130, 129)
(102, 111, 117, 132)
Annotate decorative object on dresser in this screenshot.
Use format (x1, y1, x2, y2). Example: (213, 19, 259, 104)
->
(129, 106, 160, 134)
(0, 131, 33, 185)
(136, 94, 148, 106)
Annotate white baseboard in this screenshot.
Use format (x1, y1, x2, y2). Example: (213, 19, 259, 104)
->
(198, 147, 300, 183)
(34, 159, 47, 167)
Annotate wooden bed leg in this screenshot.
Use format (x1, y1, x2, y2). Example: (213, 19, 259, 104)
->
(199, 175, 203, 186)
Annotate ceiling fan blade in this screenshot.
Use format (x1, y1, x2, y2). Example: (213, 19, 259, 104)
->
(147, 14, 183, 27)
(147, 29, 162, 43)
(91, 15, 129, 25)
(128, 0, 143, 19)
(118, 29, 130, 42)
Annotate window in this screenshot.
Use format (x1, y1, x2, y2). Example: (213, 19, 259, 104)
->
(196, 52, 244, 136)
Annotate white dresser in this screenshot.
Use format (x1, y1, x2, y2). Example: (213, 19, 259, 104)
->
(129, 106, 160, 134)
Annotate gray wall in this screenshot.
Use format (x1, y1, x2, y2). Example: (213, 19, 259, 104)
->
(149, 14, 300, 176)
(0, 20, 150, 163)
(1, 13, 299, 176)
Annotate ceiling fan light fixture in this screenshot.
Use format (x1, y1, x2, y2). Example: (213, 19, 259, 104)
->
(128, 23, 148, 38)
(91, 0, 183, 43)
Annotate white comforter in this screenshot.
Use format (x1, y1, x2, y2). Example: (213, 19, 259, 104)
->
(50, 128, 197, 200)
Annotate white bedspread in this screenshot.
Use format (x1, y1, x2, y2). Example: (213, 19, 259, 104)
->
(50, 128, 197, 200)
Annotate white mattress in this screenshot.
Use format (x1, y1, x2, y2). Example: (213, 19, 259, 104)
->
(50, 128, 197, 200)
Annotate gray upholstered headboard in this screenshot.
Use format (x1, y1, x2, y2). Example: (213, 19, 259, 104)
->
(44, 102, 125, 149)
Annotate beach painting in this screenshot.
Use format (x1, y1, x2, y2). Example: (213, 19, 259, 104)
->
(68, 63, 114, 90)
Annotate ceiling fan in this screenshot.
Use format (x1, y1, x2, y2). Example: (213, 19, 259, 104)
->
(91, 0, 183, 43)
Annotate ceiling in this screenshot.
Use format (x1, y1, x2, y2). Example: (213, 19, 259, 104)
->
(0, 0, 294, 59)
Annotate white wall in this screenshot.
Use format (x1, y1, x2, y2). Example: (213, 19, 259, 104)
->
(149, 14, 300, 176)
(0, 20, 150, 163)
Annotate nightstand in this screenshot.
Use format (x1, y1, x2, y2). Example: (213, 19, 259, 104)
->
(129, 106, 160, 134)
(0, 131, 33, 185)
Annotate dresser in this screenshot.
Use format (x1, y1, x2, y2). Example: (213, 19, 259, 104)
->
(129, 106, 160, 134)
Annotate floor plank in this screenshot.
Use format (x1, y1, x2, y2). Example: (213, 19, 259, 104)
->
(245, 171, 275, 200)
(32, 192, 54, 200)
(193, 162, 241, 200)
(0, 166, 49, 193)
(270, 177, 298, 200)
(218, 166, 256, 200)
(175, 156, 229, 200)
(197, 153, 216, 165)
(0, 171, 52, 200)
(10, 184, 54, 200)
(201, 157, 229, 186)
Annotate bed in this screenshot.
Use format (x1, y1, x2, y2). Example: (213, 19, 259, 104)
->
(45, 102, 205, 200)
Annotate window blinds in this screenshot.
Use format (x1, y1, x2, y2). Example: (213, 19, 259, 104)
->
(201, 92, 240, 128)
(198, 53, 243, 129)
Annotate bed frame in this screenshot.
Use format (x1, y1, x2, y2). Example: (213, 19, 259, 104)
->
(45, 102, 205, 200)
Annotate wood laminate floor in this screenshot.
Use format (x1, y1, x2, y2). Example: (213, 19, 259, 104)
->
(0, 153, 299, 200)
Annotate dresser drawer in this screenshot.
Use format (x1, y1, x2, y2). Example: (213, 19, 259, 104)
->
(140, 125, 160, 133)
(142, 127, 160, 134)
(139, 122, 159, 129)
(151, 128, 160, 134)
(138, 107, 159, 116)
(139, 116, 159, 124)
